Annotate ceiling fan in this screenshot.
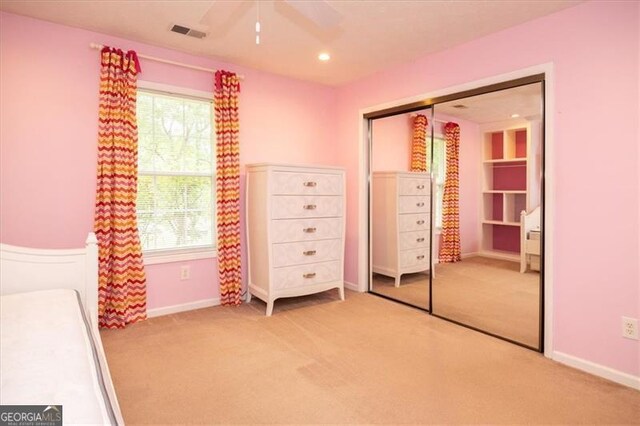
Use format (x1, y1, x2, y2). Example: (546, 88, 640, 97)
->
(178, 0, 343, 42)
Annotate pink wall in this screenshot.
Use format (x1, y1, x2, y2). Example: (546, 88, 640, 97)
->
(371, 113, 413, 171)
(335, 1, 639, 376)
(0, 12, 338, 310)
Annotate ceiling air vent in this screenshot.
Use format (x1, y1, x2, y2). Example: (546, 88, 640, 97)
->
(452, 104, 468, 109)
(170, 24, 207, 39)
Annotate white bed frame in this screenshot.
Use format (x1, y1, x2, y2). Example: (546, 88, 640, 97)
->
(520, 206, 541, 273)
(0, 233, 99, 323)
(0, 233, 124, 425)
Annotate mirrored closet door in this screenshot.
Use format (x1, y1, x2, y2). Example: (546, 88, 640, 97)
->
(367, 76, 545, 351)
(369, 108, 435, 310)
(430, 82, 544, 349)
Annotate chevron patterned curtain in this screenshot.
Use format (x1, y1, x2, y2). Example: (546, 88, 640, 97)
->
(214, 70, 242, 305)
(94, 46, 147, 328)
(439, 122, 462, 263)
(410, 114, 428, 172)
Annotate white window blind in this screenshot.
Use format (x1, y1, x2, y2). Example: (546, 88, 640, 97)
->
(136, 89, 215, 253)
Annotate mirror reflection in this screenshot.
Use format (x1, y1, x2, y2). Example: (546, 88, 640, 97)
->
(370, 109, 434, 310)
(369, 82, 543, 349)
(431, 83, 543, 348)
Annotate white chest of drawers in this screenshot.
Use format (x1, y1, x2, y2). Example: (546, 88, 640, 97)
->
(245, 163, 346, 316)
(372, 171, 432, 287)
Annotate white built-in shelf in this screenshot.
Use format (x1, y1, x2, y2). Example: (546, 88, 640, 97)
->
(483, 190, 527, 194)
(483, 158, 527, 164)
(482, 220, 521, 227)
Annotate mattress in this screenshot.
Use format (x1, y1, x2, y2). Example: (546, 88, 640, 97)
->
(0, 289, 117, 425)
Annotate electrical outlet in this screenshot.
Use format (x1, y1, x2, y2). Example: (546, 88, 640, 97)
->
(622, 317, 638, 340)
(180, 265, 190, 281)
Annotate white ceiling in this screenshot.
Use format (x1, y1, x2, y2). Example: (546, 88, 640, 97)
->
(436, 83, 543, 124)
(0, 0, 581, 86)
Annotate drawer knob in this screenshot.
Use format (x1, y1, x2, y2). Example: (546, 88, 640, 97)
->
(416, 220, 425, 225)
(303, 181, 317, 187)
(417, 184, 425, 190)
(416, 202, 425, 207)
(303, 272, 316, 279)
(303, 250, 317, 256)
(303, 227, 317, 233)
(416, 238, 425, 243)
(416, 255, 425, 260)
(303, 204, 317, 210)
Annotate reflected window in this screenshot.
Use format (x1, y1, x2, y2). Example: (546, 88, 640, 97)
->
(431, 137, 446, 229)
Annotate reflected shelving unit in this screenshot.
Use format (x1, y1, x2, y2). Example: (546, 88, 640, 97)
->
(480, 123, 536, 261)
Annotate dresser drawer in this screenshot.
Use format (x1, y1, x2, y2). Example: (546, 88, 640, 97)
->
(271, 172, 343, 195)
(399, 248, 430, 268)
(272, 239, 342, 267)
(399, 230, 429, 250)
(272, 261, 341, 290)
(525, 239, 540, 255)
(272, 196, 343, 219)
(399, 177, 430, 196)
(271, 217, 342, 243)
(398, 213, 430, 232)
(398, 195, 430, 214)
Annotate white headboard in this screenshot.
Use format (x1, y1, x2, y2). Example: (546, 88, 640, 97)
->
(0, 233, 99, 323)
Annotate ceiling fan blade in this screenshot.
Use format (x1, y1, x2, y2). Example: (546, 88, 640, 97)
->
(282, 0, 342, 29)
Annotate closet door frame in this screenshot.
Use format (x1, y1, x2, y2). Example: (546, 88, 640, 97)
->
(363, 71, 548, 353)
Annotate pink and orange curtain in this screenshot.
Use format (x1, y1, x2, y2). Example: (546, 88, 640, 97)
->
(94, 46, 147, 328)
(214, 70, 242, 306)
(439, 122, 461, 263)
(410, 114, 428, 172)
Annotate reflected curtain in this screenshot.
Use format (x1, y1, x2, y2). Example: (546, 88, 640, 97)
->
(214, 70, 242, 306)
(94, 46, 147, 329)
(410, 114, 428, 172)
(439, 122, 462, 263)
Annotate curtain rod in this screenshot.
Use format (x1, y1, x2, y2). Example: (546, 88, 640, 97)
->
(89, 43, 245, 80)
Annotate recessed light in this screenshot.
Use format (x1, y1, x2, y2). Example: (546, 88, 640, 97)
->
(318, 52, 331, 61)
(511, 113, 520, 118)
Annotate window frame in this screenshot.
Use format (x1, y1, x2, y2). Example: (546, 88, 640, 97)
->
(136, 80, 217, 265)
(431, 135, 446, 231)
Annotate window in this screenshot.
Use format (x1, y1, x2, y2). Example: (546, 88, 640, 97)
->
(136, 88, 215, 258)
(431, 137, 446, 229)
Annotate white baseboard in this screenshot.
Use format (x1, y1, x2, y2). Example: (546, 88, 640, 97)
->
(344, 281, 361, 292)
(478, 250, 520, 262)
(552, 351, 640, 390)
(461, 251, 480, 259)
(147, 298, 220, 318)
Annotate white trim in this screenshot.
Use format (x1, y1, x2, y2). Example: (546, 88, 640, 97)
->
(143, 248, 217, 265)
(344, 281, 360, 292)
(478, 250, 520, 263)
(552, 351, 640, 390)
(147, 298, 220, 318)
(138, 80, 213, 100)
(461, 251, 480, 259)
(358, 63, 555, 356)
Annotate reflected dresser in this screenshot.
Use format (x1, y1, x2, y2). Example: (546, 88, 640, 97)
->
(372, 171, 432, 287)
(246, 163, 345, 316)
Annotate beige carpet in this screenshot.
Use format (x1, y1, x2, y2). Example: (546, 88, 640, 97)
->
(101, 291, 640, 425)
(372, 271, 429, 308)
(372, 257, 540, 348)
